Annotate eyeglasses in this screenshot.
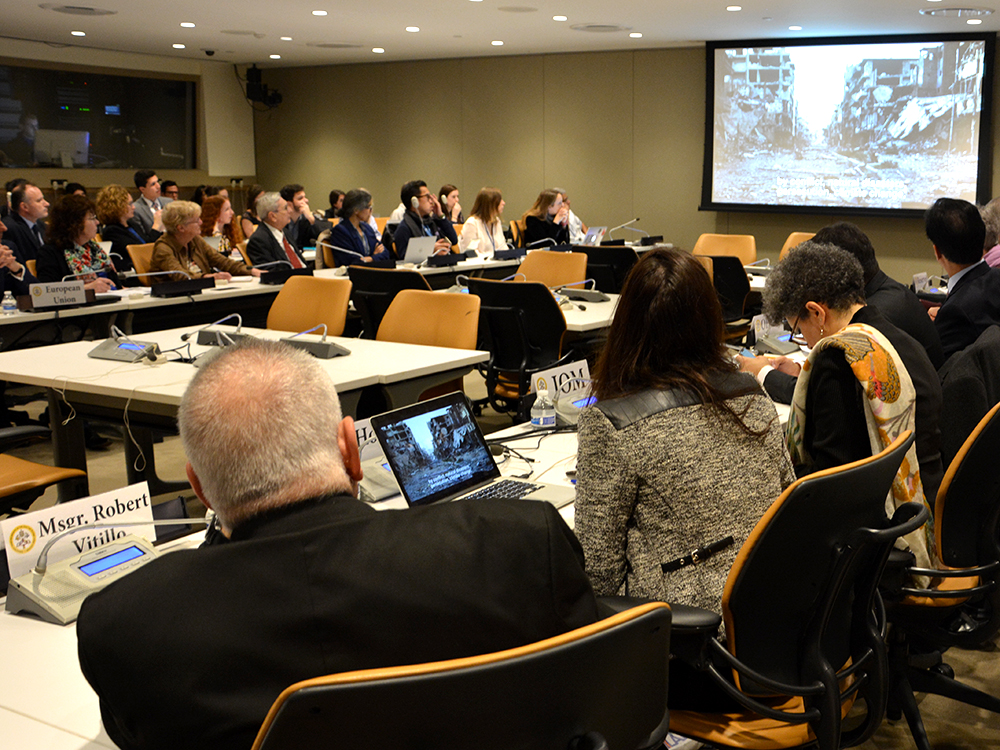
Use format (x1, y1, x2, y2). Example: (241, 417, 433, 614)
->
(85, 215, 99, 222)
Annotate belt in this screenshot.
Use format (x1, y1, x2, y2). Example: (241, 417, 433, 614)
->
(661, 535, 735, 573)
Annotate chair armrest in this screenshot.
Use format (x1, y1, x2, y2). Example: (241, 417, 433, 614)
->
(596, 595, 655, 618)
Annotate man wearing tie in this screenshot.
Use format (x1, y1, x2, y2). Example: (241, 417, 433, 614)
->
(4, 182, 49, 261)
(128, 170, 172, 242)
(246, 191, 307, 269)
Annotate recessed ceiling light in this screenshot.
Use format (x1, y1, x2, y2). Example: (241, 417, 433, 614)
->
(470, 0, 484, 2)
(312, 10, 327, 16)
(553, 15, 567, 21)
(789, 25, 802, 30)
(173, 43, 185, 49)
(280, 36, 292, 41)
(630, 32, 642, 38)
(920, 6, 993, 17)
(968, 18, 983, 23)
(270, 54, 281, 59)
(727, 5, 742, 10)
(492, 40, 504, 46)
(372, 47, 385, 53)
(71, 30, 86, 36)
(406, 26, 419, 32)
(180, 22, 195, 28)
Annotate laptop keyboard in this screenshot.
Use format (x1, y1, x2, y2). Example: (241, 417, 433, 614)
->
(464, 479, 542, 501)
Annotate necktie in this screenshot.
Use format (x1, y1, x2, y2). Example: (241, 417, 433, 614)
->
(282, 236, 303, 269)
(32, 224, 43, 247)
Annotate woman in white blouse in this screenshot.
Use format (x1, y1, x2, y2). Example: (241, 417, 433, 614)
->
(458, 187, 507, 257)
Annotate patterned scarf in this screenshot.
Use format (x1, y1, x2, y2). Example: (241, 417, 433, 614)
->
(65, 239, 113, 282)
(787, 322, 937, 571)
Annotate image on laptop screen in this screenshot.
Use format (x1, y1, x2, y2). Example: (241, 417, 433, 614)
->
(374, 396, 497, 506)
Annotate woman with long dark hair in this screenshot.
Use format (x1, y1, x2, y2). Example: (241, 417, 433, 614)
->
(458, 187, 506, 257)
(521, 189, 569, 247)
(574, 248, 793, 616)
(37, 194, 119, 291)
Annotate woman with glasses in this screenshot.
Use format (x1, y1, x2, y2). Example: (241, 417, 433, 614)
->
(37, 194, 119, 291)
(459, 187, 506, 257)
(151, 201, 259, 282)
(328, 189, 390, 267)
(762, 241, 937, 570)
(574, 248, 793, 618)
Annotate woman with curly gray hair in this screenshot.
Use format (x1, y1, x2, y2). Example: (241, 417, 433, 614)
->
(763, 241, 937, 571)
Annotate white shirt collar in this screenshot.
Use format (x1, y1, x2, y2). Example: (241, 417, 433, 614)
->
(947, 259, 985, 292)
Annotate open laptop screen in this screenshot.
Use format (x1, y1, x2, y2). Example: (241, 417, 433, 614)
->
(370, 393, 499, 506)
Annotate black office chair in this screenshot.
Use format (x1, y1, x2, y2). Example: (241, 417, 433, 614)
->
(669, 432, 928, 750)
(880, 402, 1000, 750)
(937, 324, 1000, 467)
(580, 245, 639, 293)
(467, 277, 575, 417)
(696, 255, 752, 341)
(251, 602, 671, 750)
(347, 266, 432, 339)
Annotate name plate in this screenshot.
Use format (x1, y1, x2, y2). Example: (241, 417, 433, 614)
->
(29, 281, 87, 308)
(532, 360, 591, 397)
(1, 482, 154, 580)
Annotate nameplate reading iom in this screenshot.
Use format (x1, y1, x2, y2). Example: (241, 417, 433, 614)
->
(1, 482, 154, 580)
(30, 281, 87, 308)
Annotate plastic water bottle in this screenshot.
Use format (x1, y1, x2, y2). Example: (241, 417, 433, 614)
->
(2, 291, 16, 316)
(530, 388, 556, 429)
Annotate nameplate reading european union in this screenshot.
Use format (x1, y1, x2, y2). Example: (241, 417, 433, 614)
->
(532, 360, 591, 397)
(29, 281, 87, 308)
(1, 482, 154, 580)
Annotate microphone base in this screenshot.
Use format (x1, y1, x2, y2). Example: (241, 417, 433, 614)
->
(280, 337, 351, 359)
(640, 235, 664, 246)
(259, 268, 313, 285)
(195, 330, 254, 347)
(151, 278, 215, 297)
(426, 254, 461, 268)
(494, 248, 525, 261)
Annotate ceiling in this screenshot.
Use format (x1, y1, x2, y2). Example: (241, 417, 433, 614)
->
(2, 1, 999, 68)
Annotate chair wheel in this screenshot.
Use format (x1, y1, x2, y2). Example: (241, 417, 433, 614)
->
(931, 662, 955, 679)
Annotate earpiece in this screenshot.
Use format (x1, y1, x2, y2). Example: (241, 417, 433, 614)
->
(411, 196, 419, 210)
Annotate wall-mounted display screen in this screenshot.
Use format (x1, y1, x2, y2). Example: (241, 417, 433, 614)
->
(0, 63, 195, 170)
(702, 33, 994, 217)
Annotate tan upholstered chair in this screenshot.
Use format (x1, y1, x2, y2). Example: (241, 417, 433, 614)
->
(126, 243, 157, 285)
(266, 276, 352, 336)
(516, 250, 587, 289)
(779, 232, 816, 261)
(692, 233, 757, 265)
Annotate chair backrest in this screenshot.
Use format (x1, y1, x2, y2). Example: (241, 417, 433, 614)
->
(251, 602, 671, 750)
(724, 432, 917, 699)
(517, 250, 587, 288)
(315, 229, 332, 269)
(934, 402, 1000, 568)
(266, 276, 352, 335)
(580, 246, 639, 293)
(235, 240, 251, 266)
(25, 259, 37, 277)
(126, 243, 156, 285)
(510, 219, 526, 249)
(467, 277, 567, 376)
(375, 216, 389, 234)
(701, 255, 750, 322)
(347, 266, 431, 339)
(451, 222, 464, 241)
(692, 233, 757, 265)
(377, 289, 480, 350)
(779, 231, 815, 260)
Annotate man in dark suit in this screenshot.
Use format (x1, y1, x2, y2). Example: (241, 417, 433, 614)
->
(77, 339, 599, 750)
(0, 216, 37, 296)
(925, 197, 1000, 361)
(393, 179, 457, 259)
(246, 191, 307, 268)
(5, 182, 49, 261)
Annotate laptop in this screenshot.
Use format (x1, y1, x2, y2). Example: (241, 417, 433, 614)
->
(579, 226, 607, 246)
(370, 392, 575, 509)
(403, 235, 439, 265)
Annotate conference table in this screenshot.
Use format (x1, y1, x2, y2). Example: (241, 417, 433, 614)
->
(0, 326, 489, 499)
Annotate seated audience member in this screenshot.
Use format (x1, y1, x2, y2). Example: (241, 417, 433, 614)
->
(128, 170, 171, 242)
(459, 187, 507, 257)
(393, 180, 456, 259)
(0, 216, 37, 295)
(240, 184, 265, 239)
(151, 201, 259, 282)
(979, 197, 1000, 267)
(522, 189, 570, 247)
(95, 184, 150, 273)
(438, 184, 464, 223)
(63, 182, 87, 198)
(575, 248, 794, 617)
(159, 180, 180, 201)
(191, 184, 216, 206)
(762, 241, 936, 568)
(389, 201, 406, 222)
(551, 187, 588, 244)
(6, 182, 50, 260)
(925, 197, 1000, 360)
(76, 339, 599, 750)
(2, 113, 38, 167)
(37, 195, 118, 291)
(324, 189, 345, 219)
(246, 192, 307, 269)
(1, 178, 28, 219)
(328, 189, 390, 266)
(280, 183, 326, 249)
(200, 195, 244, 259)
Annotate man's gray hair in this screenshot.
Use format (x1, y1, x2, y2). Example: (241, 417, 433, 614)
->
(178, 339, 350, 528)
(255, 191, 283, 220)
(762, 241, 866, 325)
(980, 197, 1000, 250)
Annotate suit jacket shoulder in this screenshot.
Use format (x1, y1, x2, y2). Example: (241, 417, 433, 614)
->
(934, 263, 1000, 361)
(866, 270, 945, 368)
